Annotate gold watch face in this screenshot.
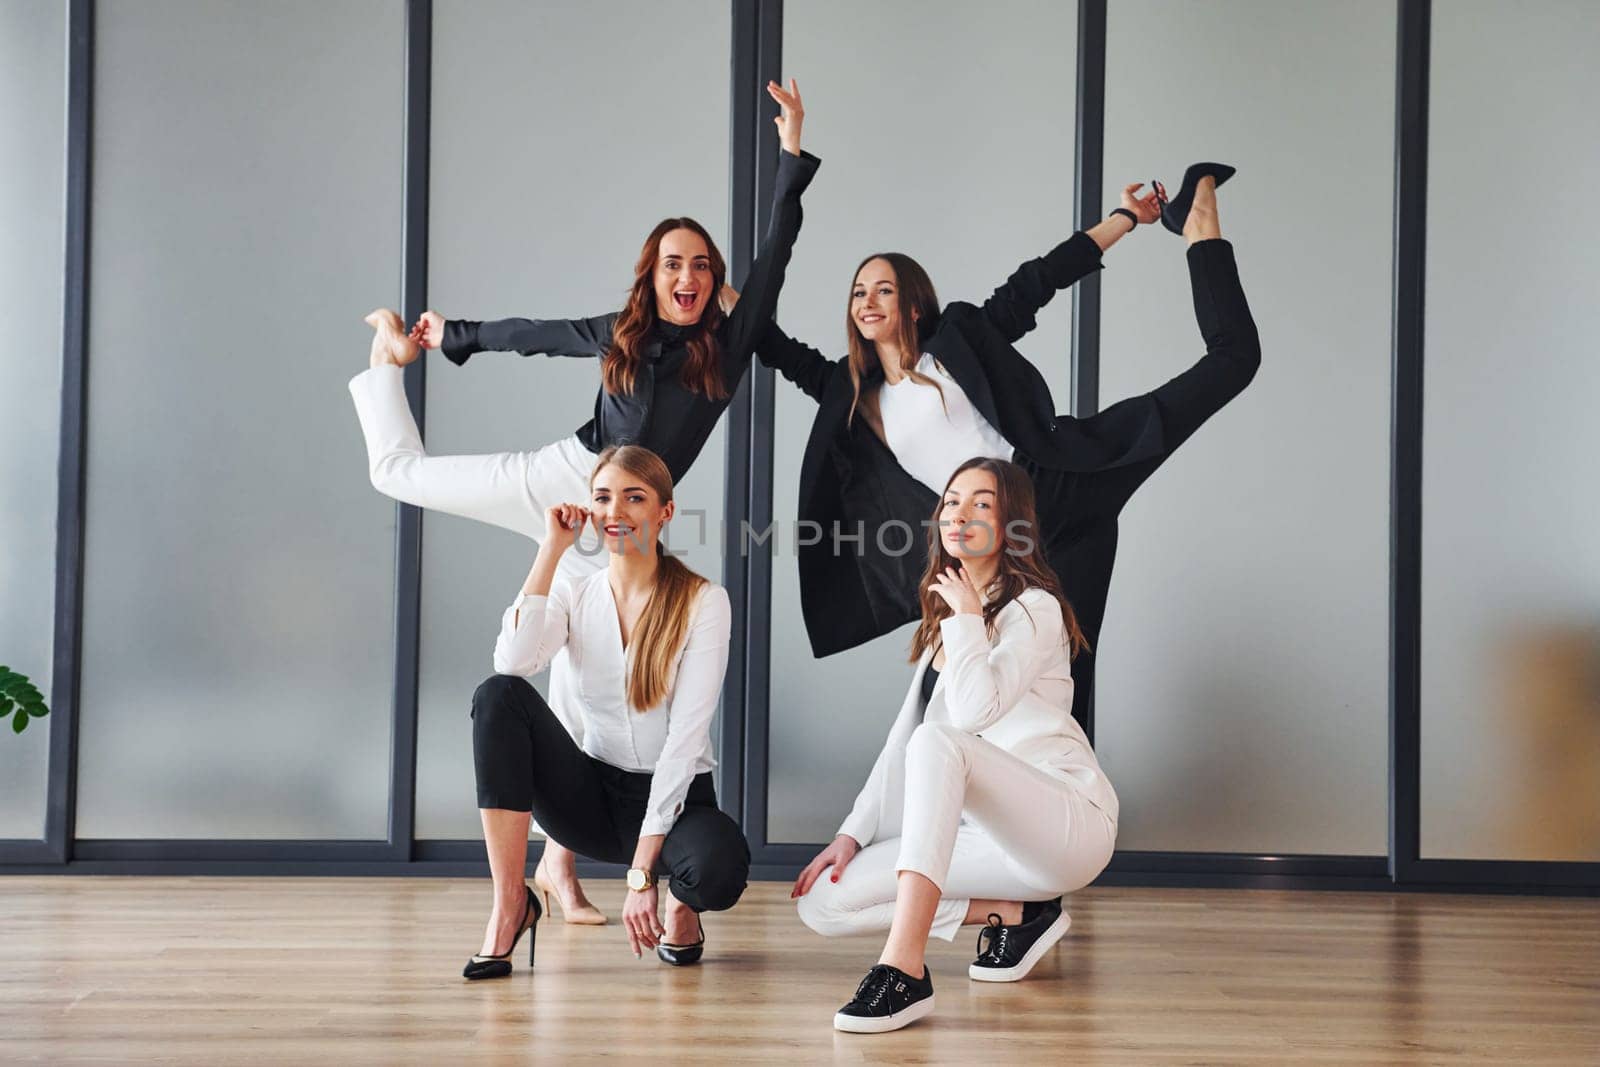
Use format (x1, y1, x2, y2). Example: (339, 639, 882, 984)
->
(627, 868, 651, 891)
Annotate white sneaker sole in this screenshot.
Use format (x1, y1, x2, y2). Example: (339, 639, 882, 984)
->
(968, 911, 1070, 982)
(833, 994, 936, 1033)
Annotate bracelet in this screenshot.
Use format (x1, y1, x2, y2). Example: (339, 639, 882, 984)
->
(1109, 207, 1138, 230)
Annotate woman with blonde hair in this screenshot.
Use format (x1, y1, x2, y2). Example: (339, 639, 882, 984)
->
(462, 444, 743, 979)
(792, 457, 1118, 1033)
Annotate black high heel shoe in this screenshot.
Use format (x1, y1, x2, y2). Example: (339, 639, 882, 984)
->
(1157, 162, 1236, 235)
(463, 885, 541, 980)
(656, 916, 705, 967)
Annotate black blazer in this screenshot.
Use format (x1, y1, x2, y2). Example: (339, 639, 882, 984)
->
(758, 234, 1260, 726)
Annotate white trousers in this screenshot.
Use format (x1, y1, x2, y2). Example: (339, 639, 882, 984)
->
(797, 722, 1117, 941)
(349, 365, 604, 744)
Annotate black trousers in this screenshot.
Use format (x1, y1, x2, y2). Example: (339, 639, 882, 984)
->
(1019, 238, 1261, 730)
(470, 674, 750, 913)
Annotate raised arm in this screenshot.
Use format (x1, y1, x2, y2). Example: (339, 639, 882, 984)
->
(721, 78, 822, 361)
(491, 504, 588, 676)
(979, 182, 1162, 343)
(409, 309, 617, 367)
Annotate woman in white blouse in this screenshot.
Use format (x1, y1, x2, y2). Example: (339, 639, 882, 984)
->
(463, 444, 742, 979)
(792, 457, 1118, 1033)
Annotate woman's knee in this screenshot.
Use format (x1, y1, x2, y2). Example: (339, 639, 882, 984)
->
(471, 673, 536, 721)
(794, 872, 874, 938)
(667, 813, 750, 912)
(906, 721, 968, 768)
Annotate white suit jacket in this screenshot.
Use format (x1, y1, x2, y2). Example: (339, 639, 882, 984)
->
(837, 587, 1119, 847)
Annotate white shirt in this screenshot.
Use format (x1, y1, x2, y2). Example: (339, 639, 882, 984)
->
(493, 570, 731, 838)
(878, 353, 1015, 492)
(837, 588, 1118, 848)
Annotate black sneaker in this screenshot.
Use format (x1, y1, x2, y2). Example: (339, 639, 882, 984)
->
(968, 897, 1070, 982)
(832, 963, 936, 1033)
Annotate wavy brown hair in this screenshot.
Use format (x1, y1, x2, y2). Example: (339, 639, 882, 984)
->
(908, 457, 1088, 663)
(591, 445, 712, 711)
(845, 253, 945, 424)
(604, 217, 729, 402)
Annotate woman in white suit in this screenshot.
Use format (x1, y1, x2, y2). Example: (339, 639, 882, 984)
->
(792, 456, 1119, 1034)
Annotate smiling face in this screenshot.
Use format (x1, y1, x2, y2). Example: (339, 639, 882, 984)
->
(849, 257, 905, 344)
(653, 228, 714, 326)
(939, 466, 1003, 561)
(590, 462, 674, 557)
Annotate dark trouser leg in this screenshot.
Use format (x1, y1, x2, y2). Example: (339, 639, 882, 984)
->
(660, 805, 752, 913)
(469, 674, 624, 860)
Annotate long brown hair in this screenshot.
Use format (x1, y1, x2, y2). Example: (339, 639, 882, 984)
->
(605, 218, 729, 402)
(845, 253, 944, 425)
(908, 457, 1089, 663)
(591, 445, 711, 711)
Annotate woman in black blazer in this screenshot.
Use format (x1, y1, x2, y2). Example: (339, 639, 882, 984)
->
(754, 167, 1259, 732)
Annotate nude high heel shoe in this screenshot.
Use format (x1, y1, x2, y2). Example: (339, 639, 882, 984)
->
(533, 857, 608, 926)
(364, 308, 421, 367)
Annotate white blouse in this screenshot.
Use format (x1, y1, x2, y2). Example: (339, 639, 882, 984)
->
(878, 352, 1015, 492)
(493, 570, 732, 838)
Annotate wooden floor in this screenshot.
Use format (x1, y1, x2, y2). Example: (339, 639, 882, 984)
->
(1, 878, 1597, 1065)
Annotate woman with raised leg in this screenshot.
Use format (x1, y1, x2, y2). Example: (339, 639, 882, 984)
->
(464, 445, 745, 979)
(752, 163, 1257, 733)
(792, 458, 1117, 1033)
(355, 80, 813, 921)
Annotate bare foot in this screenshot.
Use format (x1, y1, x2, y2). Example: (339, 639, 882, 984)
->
(365, 308, 420, 368)
(663, 887, 700, 944)
(1183, 176, 1222, 245)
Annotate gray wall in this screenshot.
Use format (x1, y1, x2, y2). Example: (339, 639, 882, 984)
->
(1094, 0, 1394, 854)
(1420, 0, 1600, 862)
(74, 0, 404, 838)
(0, 0, 64, 838)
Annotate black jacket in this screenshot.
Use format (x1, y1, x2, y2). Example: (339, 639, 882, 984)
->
(439, 149, 821, 484)
(759, 234, 1260, 729)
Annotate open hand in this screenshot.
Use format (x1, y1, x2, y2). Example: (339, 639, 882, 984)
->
(766, 77, 804, 156)
(792, 835, 860, 899)
(622, 885, 663, 958)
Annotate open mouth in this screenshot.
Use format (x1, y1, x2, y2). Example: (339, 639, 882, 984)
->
(673, 290, 699, 311)
(858, 313, 885, 325)
(604, 524, 634, 537)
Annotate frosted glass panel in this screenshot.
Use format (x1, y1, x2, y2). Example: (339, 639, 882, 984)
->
(76, 1, 403, 838)
(1095, 0, 1392, 854)
(1421, 0, 1600, 861)
(767, 0, 1079, 843)
(0, 0, 64, 839)
(416, 0, 731, 838)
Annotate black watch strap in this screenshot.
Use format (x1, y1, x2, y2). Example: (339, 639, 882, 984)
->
(1109, 207, 1138, 229)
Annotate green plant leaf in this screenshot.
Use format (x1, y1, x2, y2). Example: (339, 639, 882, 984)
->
(0, 698, 12, 719)
(11, 710, 28, 734)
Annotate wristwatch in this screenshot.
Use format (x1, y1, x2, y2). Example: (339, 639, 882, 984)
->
(626, 867, 656, 892)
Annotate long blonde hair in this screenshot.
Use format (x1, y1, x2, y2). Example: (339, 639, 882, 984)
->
(592, 445, 710, 710)
(908, 457, 1088, 663)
